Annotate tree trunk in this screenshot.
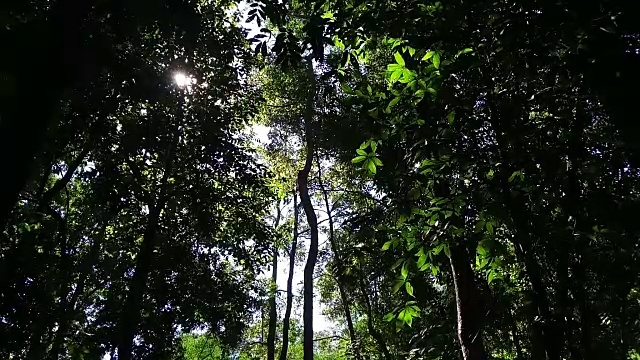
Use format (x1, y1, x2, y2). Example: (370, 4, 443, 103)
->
(449, 244, 486, 360)
(279, 188, 299, 360)
(49, 224, 105, 360)
(117, 204, 163, 360)
(486, 94, 560, 360)
(358, 277, 392, 360)
(299, 58, 318, 360)
(117, 141, 174, 360)
(267, 204, 282, 360)
(316, 154, 360, 359)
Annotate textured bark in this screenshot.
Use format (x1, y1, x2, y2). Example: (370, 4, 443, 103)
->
(299, 59, 318, 360)
(267, 204, 282, 360)
(449, 244, 486, 360)
(279, 189, 298, 360)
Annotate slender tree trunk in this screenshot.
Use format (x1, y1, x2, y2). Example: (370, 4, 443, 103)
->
(267, 204, 282, 360)
(486, 95, 560, 360)
(357, 277, 392, 360)
(49, 224, 105, 359)
(449, 244, 486, 360)
(39, 147, 91, 209)
(117, 204, 163, 360)
(279, 188, 298, 360)
(299, 58, 318, 360)
(316, 154, 360, 359)
(117, 137, 175, 360)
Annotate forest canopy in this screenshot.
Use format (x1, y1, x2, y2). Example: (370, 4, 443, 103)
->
(1, 0, 639, 359)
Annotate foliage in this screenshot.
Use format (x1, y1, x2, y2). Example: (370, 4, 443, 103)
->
(2, 0, 640, 359)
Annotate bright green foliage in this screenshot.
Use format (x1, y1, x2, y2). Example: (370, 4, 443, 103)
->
(182, 335, 226, 360)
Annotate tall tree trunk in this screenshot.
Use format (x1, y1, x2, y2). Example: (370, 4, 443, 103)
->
(299, 58, 318, 360)
(316, 154, 360, 359)
(49, 223, 106, 360)
(449, 244, 486, 360)
(117, 137, 174, 360)
(357, 277, 392, 360)
(486, 94, 560, 360)
(117, 204, 163, 360)
(279, 188, 299, 360)
(267, 204, 282, 360)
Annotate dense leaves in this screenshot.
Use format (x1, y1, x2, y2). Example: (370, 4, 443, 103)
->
(2, 0, 640, 359)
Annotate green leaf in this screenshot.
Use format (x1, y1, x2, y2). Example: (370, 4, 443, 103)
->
(341, 83, 354, 94)
(488, 270, 498, 284)
(426, 87, 437, 95)
(370, 141, 377, 152)
(390, 69, 403, 82)
(382, 240, 393, 250)
(356, 148, 367, 156)
(388, 97, 400, 109)
(392, 279, 405, 293)
(366, 159, 377, 174)
(394, 52, 405, 66)
(373, 157, 383, 166)
(422, 50, 435, 61)
(477, 256, 489, 269)
(433, 53, 441, 69)
(416, 253, 427, 269)
(383, 313, 395, 322)
(443, 244, 451, 257)
(456, 47, 473, 56)
(387, 63, 403, 72)
(352, 155, 366, 163)
(486, 221, 494, 234)
(431, 265, 439, 276)
(408, 47, 416, 57)
(477, 243, 487, 257)
(405, 282, 415, 297)
(399, 68, 413, 83)
(401, 263, 409, 279)
(447, 110, 456, 124)
(321, 11, 334, 19)
(487, 169, 495, 180)
(406, 313, 413, 327)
